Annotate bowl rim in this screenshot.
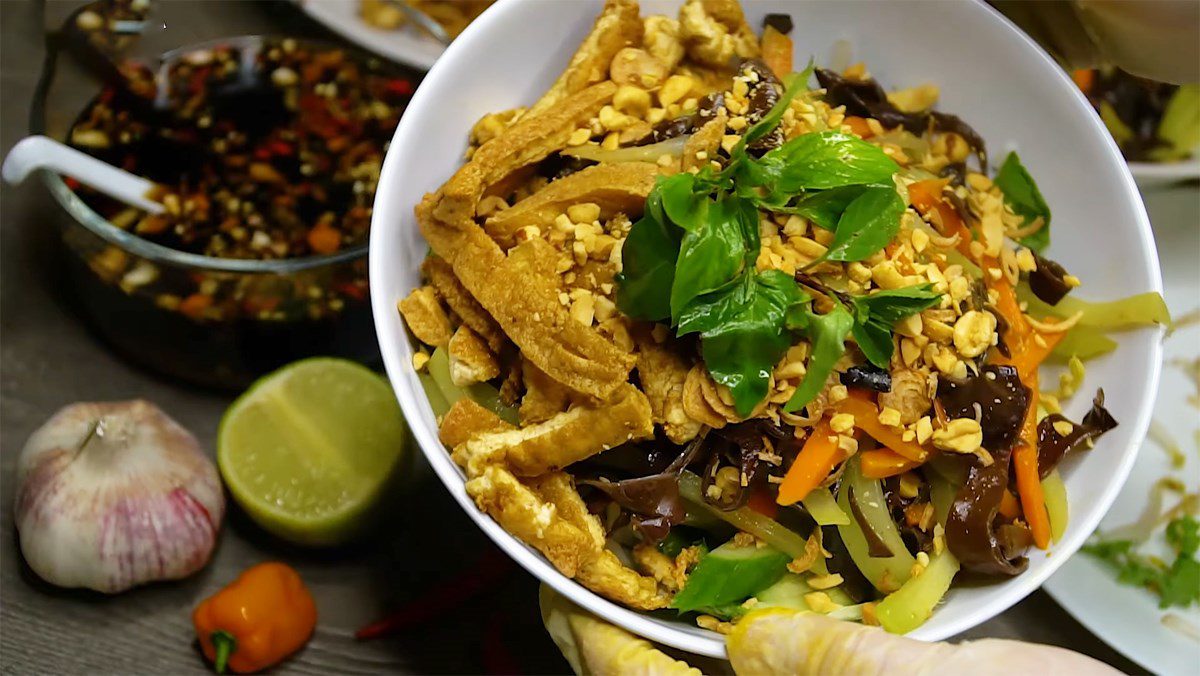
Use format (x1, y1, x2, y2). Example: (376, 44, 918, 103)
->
(33, 34, 380, 273)
(369, 0, 1164, 658)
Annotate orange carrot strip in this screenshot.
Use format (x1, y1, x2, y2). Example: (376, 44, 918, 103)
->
(908, 178, 973, 254)
(844, 116, 874, 139)
(1071, 69, 1095, 94)
(999, 490, 1021, 520)
(860, 449, 922, 479)
(1014, 442, 1051, 549)
(777, 419, 840, 505)
(838, 392, 930, 463)
(761, 25, 793, 80)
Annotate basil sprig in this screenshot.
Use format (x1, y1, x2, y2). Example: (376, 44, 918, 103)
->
(617, 62, 940, 416)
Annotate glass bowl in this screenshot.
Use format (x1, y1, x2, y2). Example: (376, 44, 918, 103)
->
(31, 9, 415, 389)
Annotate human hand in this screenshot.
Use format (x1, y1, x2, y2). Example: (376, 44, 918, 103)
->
(542, 586, 1121, 675)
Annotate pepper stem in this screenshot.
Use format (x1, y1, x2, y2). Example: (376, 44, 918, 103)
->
(210, 630, 237, 674)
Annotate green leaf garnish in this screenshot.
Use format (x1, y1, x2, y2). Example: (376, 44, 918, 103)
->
(994, 151, 1051, 252)
(617, 58, 929, 415)
(784, 301, 854, 412)
(816, 185, 906, 264)
(679, 270, 810, 416)
(848, 284, 943, 368)
(1082, 515, 1200, 610)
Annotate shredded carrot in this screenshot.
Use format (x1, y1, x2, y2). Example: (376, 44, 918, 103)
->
(844, 115, 874, 139)
(838, 391, 929, 463)
(180, 293, 212, 321)
(860, 448, 922, 479)
(999, 490, 1021, 520)
(747, 485, 780, 519)
(1071, 68, 1095, 94)
(907, 179, 973, 253)
(777, 418, 840, 505)
(1014, 441, 1051, 549)
(760, 25, 793, 81)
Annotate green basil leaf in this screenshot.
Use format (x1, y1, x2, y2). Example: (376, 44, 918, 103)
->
(760, 131, 899, 192)
(670, 196, 752, 321)
(851, 320, 894, 369)
(853, 284, 943, 323)
(680, 271, 809, 416)
(616, 190, 680, 321)
(659, 172, 710, 232)
(994, 151, 1051, 252)
(820, 185, 905, 263)
(770, 185, 871, 230)
(785, 303, 854, 412)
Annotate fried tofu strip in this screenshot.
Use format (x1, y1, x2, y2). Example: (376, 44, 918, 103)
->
(467, 467, 670, 610)
(483, 162, 660, 245)
(453, 383, 653, 477)
(681, 113, 727, 172)
(422, 256, 505, 352)
(397, 286, 453, 348)
(636, 330, 703, 443)
(526, 0, 642, 118)
(448, 325, 501, 386)
(418, 83, 633, 399)
(520, 358, 575, 425)
(466, 466, 597, 577)
(679, 0, 759, 68)
(439, 399, 514, 449)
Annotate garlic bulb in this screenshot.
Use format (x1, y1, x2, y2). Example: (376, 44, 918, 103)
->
(14, 400, 224, 593)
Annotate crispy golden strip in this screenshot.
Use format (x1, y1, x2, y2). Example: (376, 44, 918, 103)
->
(466, 466, 596, 577)
(453, 383, 652, 477)
(576, 549, 671, 610)
(439, 398, 514, 450)
(448, 325, 501, 386)
(397, 286, 453, 348)
(483, 162, 660, 245)
(635, 330, 703, 443)
(526, 0, 642, 118)
(528, 473, 606, 547)
(681, 113, 727, 172)
(520, 358, 575, 425)
(418, 84, 634, 399)
(422, 256, 505, 351)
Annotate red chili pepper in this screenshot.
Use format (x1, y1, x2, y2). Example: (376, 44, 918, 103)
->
(99, 87, 115, 105)
(334, 281, 366, 301)
(64, 177, 81, 191)
(253, 147, 272, 161)
(355, 548, 513, 640)
(268, 140, 294, 156)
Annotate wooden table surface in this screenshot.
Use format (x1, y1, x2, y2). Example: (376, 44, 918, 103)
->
(0, 1, 1143, 673)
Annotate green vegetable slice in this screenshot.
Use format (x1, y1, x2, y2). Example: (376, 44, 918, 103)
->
(426, 348, 518, 424)
(802, 488, 850, 526)
(670, 540, 791, 612)
(994, 151, 1051, 252)
(1153, 84, 1200, 160)
(1042, 469, 1069, 543)
(1016, 283, 1170, 330)
(835, 457, 916, 591)
(679, 472, 809, 559)
(875, 549, 960, 633)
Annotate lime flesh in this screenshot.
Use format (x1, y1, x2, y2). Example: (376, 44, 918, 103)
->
(218, 358, 407, 546)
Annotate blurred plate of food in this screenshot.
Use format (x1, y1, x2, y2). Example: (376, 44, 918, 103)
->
(1071, 68, 1200, 186)
(1044, 187, 1200, 676)
(295, 0, 492, 70)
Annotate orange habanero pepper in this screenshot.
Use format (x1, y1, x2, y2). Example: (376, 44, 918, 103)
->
(193, 562, 317, 674)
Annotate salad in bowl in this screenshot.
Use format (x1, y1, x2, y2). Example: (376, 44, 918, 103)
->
(376, 0, 1166, 655)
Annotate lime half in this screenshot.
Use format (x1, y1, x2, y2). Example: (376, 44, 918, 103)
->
(218, 358, 408, 546)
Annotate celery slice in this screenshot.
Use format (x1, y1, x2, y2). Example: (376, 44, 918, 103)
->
(418, 371, 451, 417)
(427, 347, 518, 424)
(803, 488, 850, 526)
(1017, 284, 1169, 330)
(1157, 84, 1200, 157)
(1048, 324, 1118, 361)
(679, 472, 809, 559)
(875, 549, 960, 634)
(1043, 469, 1069, 543)
(835, 458, 916, 591)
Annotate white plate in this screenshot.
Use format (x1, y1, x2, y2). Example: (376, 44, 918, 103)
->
(1130, 158, 1200, 189)
(295, 0, 445, 69)
(1044, 185, 1200, 676)
(369, 0, 1164, 658)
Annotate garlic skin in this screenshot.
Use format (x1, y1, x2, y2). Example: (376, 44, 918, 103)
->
(14, 400, 224, 593)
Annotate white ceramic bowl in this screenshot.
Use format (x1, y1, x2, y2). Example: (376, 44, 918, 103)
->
(370, 0, 1164, 658)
